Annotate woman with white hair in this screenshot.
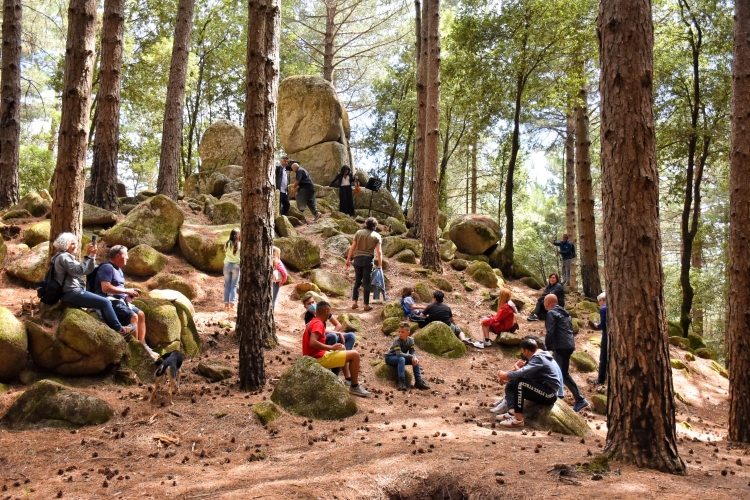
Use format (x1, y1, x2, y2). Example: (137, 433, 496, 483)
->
(52, 232, 136, 336)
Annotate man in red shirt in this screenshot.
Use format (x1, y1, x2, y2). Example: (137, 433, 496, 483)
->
(302, 301, 371, 398)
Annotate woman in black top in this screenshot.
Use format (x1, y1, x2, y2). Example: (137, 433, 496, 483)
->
(327, 165, 358, 216)
(527, 273, 565, 322)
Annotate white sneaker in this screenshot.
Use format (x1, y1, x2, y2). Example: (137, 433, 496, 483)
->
(472, 341, 485, 349)
(145, 345, 160, 360)
(484, 339, 492, 347)
(490, 400, 508, 414)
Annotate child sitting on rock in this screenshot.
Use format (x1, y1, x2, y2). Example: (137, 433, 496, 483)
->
(384, 322, 431, 391)
(302, 301, 370, 398)
(400, 286, 424, 316)
(480, 287, 519, 347)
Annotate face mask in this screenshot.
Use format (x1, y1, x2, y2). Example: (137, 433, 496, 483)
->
(307, 303, 317, 314)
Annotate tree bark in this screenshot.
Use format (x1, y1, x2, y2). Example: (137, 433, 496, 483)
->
(419, 0, 441, 272)
(397, 119, 413, 207)
(156, 0, 196, 200)
(412, 0, 425, 236)
(564, 112, 578, 288)
(574, 84, 602, 299)
(599, 0, 685, 473)
(89, 0, 124, 212)
(50, 0, 98, 253)
(471, 137, 477, 214)
(185, 52, 205, 183)
(238, 0, 280, 391)
(728, 0, 750, 444)
(0, 0, 22, 210)
(323, 0, 336, 82)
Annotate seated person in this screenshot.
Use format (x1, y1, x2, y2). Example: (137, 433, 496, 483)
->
(527, 273, 565, 322)
(419, 290, 484, 349)
(302, 301, 370, 397)
(400, 286, 424, 316)
(481, 287, 519, 347)
(384, 322, 431, 391)
(94, 245, 158, 359)
(495, 337, 561, 428)
(302, 293, 356, 382)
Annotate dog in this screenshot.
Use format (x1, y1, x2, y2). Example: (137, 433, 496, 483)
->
(149, 350, 184, 405)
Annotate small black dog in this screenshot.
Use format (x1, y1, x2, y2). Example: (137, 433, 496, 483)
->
(149, 350, 184, 405)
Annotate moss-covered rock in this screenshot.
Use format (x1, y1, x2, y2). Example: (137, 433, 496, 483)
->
(121, 336, 157, 384)
(2, 208, 33, 220)
(394, 249, 417, 264)
(104, 195, 184, 252)
(496, 332, 523, 346)
(430, 277, 453, 292)
(381, 236, 422, 258)
(687, 332, 707, 350)
(178, 223, 238, 273)
(6, 242, 49, 284)
(448, 214, 500, 255)
(147, 273, 198, 300)
(413, 322, 467, 359)
(275, 236, 321, 271)
(385, 217, 406, 235)
(323, 234, 352, 256)
(253, 401, 281, 425)
(0, 306, 27, 382)
(684, 352, 695, 362)
(336, 217, 360, 235)
(209, 200, 241, 225)
(591, 394, 607, 415)
(373, 361, 413, 386)
(451, 259, 468, 271)
(381, 300, 406, 320)
(23, 220, 50, 247)
(571, 318, 583, 335)
(271, 357, 358, 420)
(197, 120, 244, 171)
(174, 300, 201, 358)
(275, 216, 297, 238)
(466, 261, 499, 288)
(353, 185, 405, 221)
(148, 288, 195, 316)
(694, 347, 717, 360)
(11, 192, 51, 217)
(667, 320, 683, 338)
(520, 276, 543, 290)
(570, 351, 597, 373)
(439, 239, 457, 262)
(670, 358, 688, 371)
(381, 316, 402, 335)
(523, 400, 589, 437)
(414, 282, 432, 302)
(198, 361, 234, 382)
(575, 300, 600, 315)
(82, 203, 117, 226)
(669, 336, 690, 350)
(710, 360, 728, 379)
(290, 282, 322, 301)
(337, 313, 362, 332)
(310, 269, 350, 297)
(1, 380, 113, 430)
(132, 298, 181, 350)
(123, 244, 167, 277)
(0, 234, 6, 266)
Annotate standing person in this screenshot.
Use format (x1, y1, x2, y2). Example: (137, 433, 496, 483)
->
(272, 246, 288, 310)
(223, 228, 240, 311)
(275, 156, 291, 216)
(289, 161, 322, 222)
(527, 273, 565, 322)
(419, 290, 484, 349)
(588, 292, 608, 386)
(552, 234, 576, 286)
(480, 287, 519, 347)
(326, 164, 359, 216)
(384, 322, 431, 391)
(52, 232, 135, 336)
(544, 294, 589, 412)
(346, 217, 383, 311)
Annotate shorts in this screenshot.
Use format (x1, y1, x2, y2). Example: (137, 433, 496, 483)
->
(111, 300, 140, 325)
(315, 350, 347, 369)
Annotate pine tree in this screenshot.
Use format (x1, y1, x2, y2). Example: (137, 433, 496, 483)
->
(0, 0, 22, 210)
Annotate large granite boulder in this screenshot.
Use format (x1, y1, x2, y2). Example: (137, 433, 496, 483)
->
(132, 298, 181, 352)
(197, 120, 244, 171)
(6, 242, 49, 284)
(123, 244, 167, 277)
(271, 357, 358, 420)
(11, 192, 51, 217)
(275, 236, 321, 271)
(439, 239, 457, 261)
(275, 216, 297, 238)
(324, 234, 352, 256)
(147, 273, 198, 300)
(337, 313, 362, 332)
(278, 76, 344, 154)
(184, 165, 244, 198)
(413, 322, 467, 359)
(104, 195, 184, 252)
(381, 300, 406, 320)
(82, 203, 117, 226)
(121, 336, 157, 384)
(448, 214, 501, 255)
(148, 288, 195, 316)
(294, 142, 349, 185)
(24, 220, 50, 247)
(25, 308, 128, 376)
(310, 269, 350, 297)
(523, 400, 590, 436)
(466, 261, 500, 288)
(1, 380, 113, 430)
(0, 306, 27, 382)
(353, 187, 404, 222)
(381, 236, 422, 258)
(208, 200, 241, 225)
(178, 223, 239, 273)
(173, 300, 201, 358)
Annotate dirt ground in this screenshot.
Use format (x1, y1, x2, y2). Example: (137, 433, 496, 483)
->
(0, 216, 747, 500)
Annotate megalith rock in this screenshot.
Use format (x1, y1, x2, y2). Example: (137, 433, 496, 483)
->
(278, 76, 344, 154)
(104, 195, 184, 252)
(147, 273, 198, 300)
(353, 188, 405, 222)
(178, 223, 239, 273)
(82, 203, 117, 226)
(448, 214, 501, 255)
(10, 191, 51, 217)
(23, 220, 50, 247)
(197, 120, 244, 171)
(123, 244, 168, 277)
(310, 269, 350, 297)
(184, 165, 243, 198)
(275, 236, 320, 271)
(6, 242, 49, 284)
(413, 322, 467, 359)
(293, 142, 348, 185)
(132, 298, 182, 351)
(466, 261, 500, 288)
(0, 306, 27, 382)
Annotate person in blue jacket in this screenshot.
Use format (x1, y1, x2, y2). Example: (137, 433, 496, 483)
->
(588, 292, 608, 386)
(552, 234, 576, 286)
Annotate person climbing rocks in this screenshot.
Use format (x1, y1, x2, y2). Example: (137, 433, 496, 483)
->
(288, 162, 322, 222)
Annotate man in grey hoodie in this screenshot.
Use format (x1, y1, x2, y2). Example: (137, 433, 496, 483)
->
(544, 294, 589, 412)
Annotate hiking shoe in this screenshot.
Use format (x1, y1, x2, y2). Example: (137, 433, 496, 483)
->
(490, 400, 508, 414)
(349, 384, 371, 397)
(573, 399, 590, 413)
(498, 417, 524, 428)
(472, 341, 485, 349)
(119, 324, 137, 336)
(363, 305, 373, 312)
(484, 339, 492, 347)
(527, 314, 539, 322)
(397, 379, 408, 391)
(414, 379, 430, 391)
(314, 211, 323, 222)
(351, 302, 359, 310)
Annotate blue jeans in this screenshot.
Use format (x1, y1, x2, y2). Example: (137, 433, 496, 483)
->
(223, 263, 240, 304)
(385, 354, 422, 380)
(273, 282, 280, 310)
(325, 332, 355, 375)
(62, 289, 123, 331)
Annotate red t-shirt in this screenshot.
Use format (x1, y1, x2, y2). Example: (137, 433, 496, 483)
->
(302, 317, 327, 358)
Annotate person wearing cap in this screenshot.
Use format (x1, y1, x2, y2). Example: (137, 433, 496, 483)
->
(588, 292, 608, 386)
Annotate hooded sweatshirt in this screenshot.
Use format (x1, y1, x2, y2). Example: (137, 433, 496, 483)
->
(507, 350, 561, 394)
(545, 305, 575, 351)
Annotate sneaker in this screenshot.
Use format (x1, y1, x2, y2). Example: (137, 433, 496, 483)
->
(119, 324, 137, 336)
(461, 338, 473, 345)
(344, 379, 352, 388)
(145, 345, 160, 360)
(351, 302, 359, 310)
(363, 305, 373, 312)
(397, 378, 408, 391)
(573, 399, 590, 413)
(490, 400, 508, 414)
(314, 211, 323, 222)
(414, 379, 430, 391)
(527, 314, 539, 322)
(496, 412, 514, 421)
(472, 341, 485, 349)
(349, 384, 371, 398)
(484, 339, 492, 347)
(498, 417, 524, 428)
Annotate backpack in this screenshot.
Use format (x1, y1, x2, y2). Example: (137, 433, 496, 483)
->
(36, 253, 65, 305)
(86, 261, 112, 293)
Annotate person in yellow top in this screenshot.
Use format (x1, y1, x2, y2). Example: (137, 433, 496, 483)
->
(223, 228, 241, 310)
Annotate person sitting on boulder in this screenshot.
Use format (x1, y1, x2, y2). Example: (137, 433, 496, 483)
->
(384, 322, 430, 391)
(400, 286, 425, 316)
(587, 292, 608, 386)
(419, 290, 484, 349)
(544, 294, 589, 412)
(527, 273, 565, 322)
(53, 232, 136, 337)
(94, 245, 158, 359)
(495, 337, 561, 428)
(480, 287, 519, 348)
(302, 298, 363, 393)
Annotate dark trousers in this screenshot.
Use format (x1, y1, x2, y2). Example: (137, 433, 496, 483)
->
(325, 332, 356, 375)
(597, 330, 608, 383)
(295, 188, 318, 215)
(339, 185, 355, 216)
(279, 191, 290, 216)
(505, 379, 557, 413)
(533, 298, 548, 320)
(352, 255, 374, 305)
(553, 348, 585, 403)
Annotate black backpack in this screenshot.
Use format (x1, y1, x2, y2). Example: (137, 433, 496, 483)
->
(86, 261, 112, 293)
(36, 253, 65, 305)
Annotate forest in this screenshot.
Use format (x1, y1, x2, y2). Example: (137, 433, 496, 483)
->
(0, 0, 749, 497)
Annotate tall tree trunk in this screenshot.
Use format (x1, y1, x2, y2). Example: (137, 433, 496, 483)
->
(471, 137, 477, 214)
(419, 0, 441, 272)
(574, 84, 602, 299)
(238, 0, 280, 391)
(385, 109, 401, 191)
(564, 112, 578, 288)
(184, 52, 205, 182)
(50, 0, 98, 252)
(156, 0, 196, 200)
(89, 0, 124, 212)
(322, 0, 335, 82)
(599, 0, 685, 473)
(728, 0, 750, 444)
(691, 238, 703, 335)
(397, 119, 413, 207)
(412, 0, 425, 235)
(0, 0, 22, 210)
